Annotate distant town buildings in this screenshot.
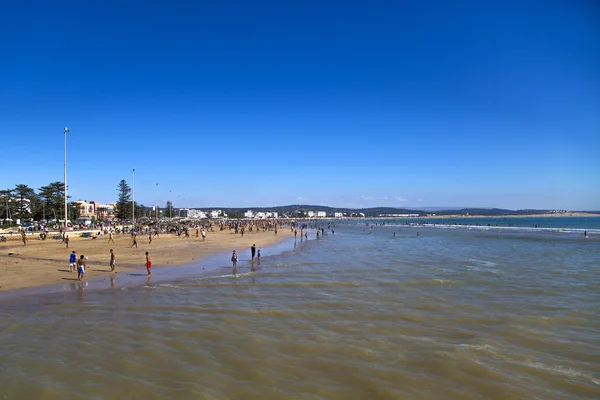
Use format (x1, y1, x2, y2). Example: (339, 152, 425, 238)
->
(378, 213, 420, 217)
(177, 209, 226, 219)
(244, 210, 278, 219)
(187, 209, 207, 219)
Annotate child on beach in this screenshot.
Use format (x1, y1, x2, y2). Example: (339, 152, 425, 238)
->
(69, 250, 77, 273)
(110, 249, 116, 272)
(145, 252, 152, 276)
(77, 255, 86, 280)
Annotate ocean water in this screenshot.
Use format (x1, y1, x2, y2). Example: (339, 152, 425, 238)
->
(1, 218, 599, 399)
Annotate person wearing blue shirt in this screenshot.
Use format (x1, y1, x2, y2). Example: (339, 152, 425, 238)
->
(69, 250, 77, 273)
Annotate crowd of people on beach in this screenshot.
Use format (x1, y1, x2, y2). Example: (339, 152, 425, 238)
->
(54, 219, 296, 284)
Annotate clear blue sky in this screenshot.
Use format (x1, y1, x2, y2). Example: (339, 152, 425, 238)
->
(1, 0, 598, 210)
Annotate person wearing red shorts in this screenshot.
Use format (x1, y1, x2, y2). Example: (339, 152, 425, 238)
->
(145, 251, 152, 276)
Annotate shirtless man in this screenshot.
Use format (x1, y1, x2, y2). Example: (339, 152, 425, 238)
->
(110, 249, 116, 272)
(77, 255, 86, 281)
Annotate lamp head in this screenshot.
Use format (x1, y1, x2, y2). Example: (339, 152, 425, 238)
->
(64, 127, 70, 133)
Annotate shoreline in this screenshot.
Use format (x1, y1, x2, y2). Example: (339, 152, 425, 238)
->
(0, 233, 301, 302)
(0, 227, 293, 294)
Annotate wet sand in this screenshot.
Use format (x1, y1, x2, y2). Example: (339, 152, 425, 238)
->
(0, 228, 291, 292)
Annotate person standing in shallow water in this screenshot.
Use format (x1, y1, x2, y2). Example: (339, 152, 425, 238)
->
(110, 249, 116, 272)
(231, 250, 238, 275)
(145, 252, 152, 276)
(77, 255, 86, 281)
(251, 244, 256, 262)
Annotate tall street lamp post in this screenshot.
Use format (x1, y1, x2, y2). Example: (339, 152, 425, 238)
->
(132, 168, 135, 225)
(63, 127, 69, 228)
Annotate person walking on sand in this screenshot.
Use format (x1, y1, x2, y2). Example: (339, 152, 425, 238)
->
(145, 252, 152, 276)
(69, 250, 77, 273)
(131, 234, 138, 248)
(231, 250, 238, 275)
(22, 232, 27, 246)
(108, 231, 115, 243)
(77, 255, 86, 281)
(251, 244, 256, 262)
(110, 249, 116, 272)
(65, 235, 69, 248)
(201, 230, 206, 241)
(148, 233, 152, 244)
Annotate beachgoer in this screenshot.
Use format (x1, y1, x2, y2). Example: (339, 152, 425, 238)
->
(77, 255, 86, 280)
(108, 231, 114, 243)
(69, 250, 77, 273)
(251, 244, 256, 261)
(257, 249, 261, 264)
(22, 232, 27, 246)
(584, 231, 587, 238)
(148, 233, 152, 244)
(65, 235, 69, 248)
(110, 249, 116, 272)
(231, 250, 238, 274)
(131, 235, 137, 248)
(201, 230, 206, 241)
(145, 252, 152, 276)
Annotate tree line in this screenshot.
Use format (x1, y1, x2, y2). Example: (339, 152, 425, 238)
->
(0, 182, 78, 224)
(0, 179, 176, 225)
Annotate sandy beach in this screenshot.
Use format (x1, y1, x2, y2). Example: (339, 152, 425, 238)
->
(0, 227, 292, 292)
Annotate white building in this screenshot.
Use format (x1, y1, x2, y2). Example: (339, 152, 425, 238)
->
(210, 210, 225, 219)
(307, 211, 315, 218)
(265, 212, 278, 218)
(188, 209, 207, 219)
(317, 211, 327, 218)
(334, 212, 344, 218)
(244, 210, 254, 218)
